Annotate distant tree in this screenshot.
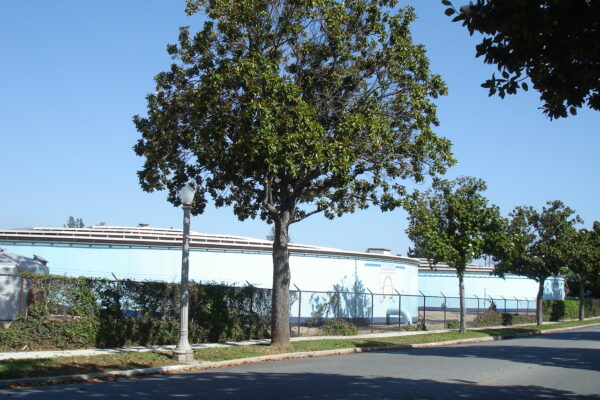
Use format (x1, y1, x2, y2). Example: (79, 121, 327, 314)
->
(407, 237, 428, 258)
(442, 0, 600, 119)
(64, 216, 85, 228)
(405, 177, 507, 333)
(134, 0, 453, 347)
(495, 201, 581, 325)
(266, 226, 291, 243)
(567, 222, 600, 320)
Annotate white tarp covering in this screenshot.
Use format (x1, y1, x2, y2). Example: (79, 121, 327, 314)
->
(0, 251, 49, 326)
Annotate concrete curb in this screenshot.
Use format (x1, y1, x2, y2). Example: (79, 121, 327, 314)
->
(2, 321, 599, 389)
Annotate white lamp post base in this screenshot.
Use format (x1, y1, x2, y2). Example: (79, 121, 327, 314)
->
(173, 348, 194, 363)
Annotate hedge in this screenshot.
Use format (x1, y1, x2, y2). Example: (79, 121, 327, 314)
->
(0, 275, 271, 351)
(543, 299, 600, 321)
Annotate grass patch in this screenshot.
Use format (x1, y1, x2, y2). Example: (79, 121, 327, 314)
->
(194, 319, 600, 362)
(0, 352, 177, 380)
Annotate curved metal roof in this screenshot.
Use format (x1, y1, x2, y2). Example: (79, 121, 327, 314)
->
(0, 226, 419, 264)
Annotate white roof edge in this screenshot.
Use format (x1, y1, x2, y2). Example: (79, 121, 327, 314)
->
(0, 226, 419, 265)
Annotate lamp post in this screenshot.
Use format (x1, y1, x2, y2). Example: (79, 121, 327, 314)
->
(173, 184, 196, 363)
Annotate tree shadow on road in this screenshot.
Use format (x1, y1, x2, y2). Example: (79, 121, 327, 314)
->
(2, 371, 599, 400)
(531, 330, 600, 341)
(378, 337, 600, 372)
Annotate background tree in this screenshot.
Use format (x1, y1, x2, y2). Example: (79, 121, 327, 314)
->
(495, 201, 582, 325)
(443, 0, 600, 119)
(266, 226, 291, 243)
(405, 177, 507, 333)
(567, 222, 600, 320)
(406, 237, 428, 258)
(134, 0, 454, 347)
(64, 216, 85, 228)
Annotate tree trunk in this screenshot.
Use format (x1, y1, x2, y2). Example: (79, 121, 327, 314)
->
(579, 277, 585, 321)
(270, 213, 291, 348)
(458, 273, 466, 333)
(536, 279, 545, 325)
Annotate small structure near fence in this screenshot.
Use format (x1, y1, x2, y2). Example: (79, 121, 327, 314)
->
(0, 250, 49, 328)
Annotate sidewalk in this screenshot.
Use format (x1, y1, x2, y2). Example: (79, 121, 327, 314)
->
(0, 328, 440, 361)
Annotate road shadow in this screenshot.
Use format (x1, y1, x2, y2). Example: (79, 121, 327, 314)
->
(2, 371, 599, 400)
(532, 329, 600, 341)
(375, 334, 600, 372)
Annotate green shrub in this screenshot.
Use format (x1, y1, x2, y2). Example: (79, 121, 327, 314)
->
(542, 299, 600, 321)
(319, 319, 358, 336)
(446, 320, 459, 329)
(405, 322, 427, 331)
(584, 299, 600, 317)
(0, 274, 272, 351)
(543, 300, 579, 321)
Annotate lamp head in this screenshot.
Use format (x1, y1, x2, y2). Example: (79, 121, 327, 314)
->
(179, 184, 196, 206)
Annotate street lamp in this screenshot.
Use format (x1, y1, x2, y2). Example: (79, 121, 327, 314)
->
(173, 183, 196, 363)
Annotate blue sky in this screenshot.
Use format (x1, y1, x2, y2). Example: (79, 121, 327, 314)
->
(1, 0, 598, 256)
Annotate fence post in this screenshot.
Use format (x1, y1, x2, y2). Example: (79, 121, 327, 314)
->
(441, 292, 447, 328)
(334, 287, 340, 319)
(419, 290, 426, 325)
(294, 284, 302, 336)
(245, 281, 254, 315)
(514, 297, 519, 315)
(474, 295, 480, 315)
(526, 299, 530, 315)
(501, 296, 507, 314)
(367, 288, 374, 333)
(395, 289, 402, 331)
(19, 274, 25, 315)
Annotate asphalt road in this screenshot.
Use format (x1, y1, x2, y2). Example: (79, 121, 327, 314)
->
(2, 326, 600, 400)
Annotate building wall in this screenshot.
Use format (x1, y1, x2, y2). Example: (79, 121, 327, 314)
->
(0, 243, 420, 321)
(2, 241, 566, 320)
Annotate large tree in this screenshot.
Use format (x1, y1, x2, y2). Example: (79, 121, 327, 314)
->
(495, 201, 581, 325)
(134, 0, 453, 347)
(567, 222, 600, 320)
(443, 0, 600, 119)
(405, 177, 507, 333)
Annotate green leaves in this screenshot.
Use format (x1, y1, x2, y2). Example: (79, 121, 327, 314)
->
(445, 0, 600, 120)
(405, 176, 506, 332)
(495, 201, 582, 283)
(134, 0, 453, 223)
(405, 176, 506, 272)
(566, 222, 600, 289)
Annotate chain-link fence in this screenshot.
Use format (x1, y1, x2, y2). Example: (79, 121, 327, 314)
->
(1, 273, 598, 346)
(290, 286, 538, 334)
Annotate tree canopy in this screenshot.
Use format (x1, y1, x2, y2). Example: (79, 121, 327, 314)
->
(443, 0, 600, 119)
(495, 200, 582, 324)
(567, 222, 600, 320)
(405, 176, 506, 332)
(134, 0, 453, 346)
(406, 237, 428, 258)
